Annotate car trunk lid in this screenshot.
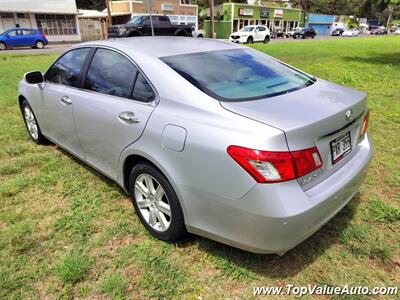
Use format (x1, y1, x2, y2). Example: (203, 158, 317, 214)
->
(220, 79, 368, 190)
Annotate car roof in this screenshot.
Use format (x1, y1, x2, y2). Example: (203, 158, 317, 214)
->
(77, 36, 243, 58)
(5, 28, 38, 31)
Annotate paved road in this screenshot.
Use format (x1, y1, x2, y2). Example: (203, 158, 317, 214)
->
(0, 34, 389, 55)
(0, 43, 77, 55)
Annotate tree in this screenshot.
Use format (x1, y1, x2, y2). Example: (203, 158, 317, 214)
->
(76, 0, 106, 10)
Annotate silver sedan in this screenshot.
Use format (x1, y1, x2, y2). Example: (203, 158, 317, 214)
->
(18, 37, 372, 254)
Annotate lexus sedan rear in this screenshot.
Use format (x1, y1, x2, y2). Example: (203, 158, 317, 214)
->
(18, 37, 372, 254)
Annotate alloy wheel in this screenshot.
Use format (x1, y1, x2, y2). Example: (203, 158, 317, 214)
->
(0, 43, 5, 50)
(24, 106, 39, 140)
(134, 173, 172, 232)
(36, 41, 44, 49)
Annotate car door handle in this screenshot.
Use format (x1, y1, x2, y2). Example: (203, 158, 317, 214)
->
(118, 111, 140, 124)
(60, 96, 72, 105)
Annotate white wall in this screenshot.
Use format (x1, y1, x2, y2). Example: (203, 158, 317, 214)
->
(0, 0, 77, 13)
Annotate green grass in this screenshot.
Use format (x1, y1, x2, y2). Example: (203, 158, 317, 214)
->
(0, 37, 399, 299)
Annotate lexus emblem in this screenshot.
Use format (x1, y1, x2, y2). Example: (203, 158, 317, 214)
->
(345, 109, 353, 121)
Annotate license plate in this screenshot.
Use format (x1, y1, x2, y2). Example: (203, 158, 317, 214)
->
(330, 131, 352, 164)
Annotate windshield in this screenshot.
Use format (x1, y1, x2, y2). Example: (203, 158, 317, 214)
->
(161, 49, 315, 102)
(240, 26, 255, 32)
(127, 16, 146, 25)
(0, 30, 10, 36)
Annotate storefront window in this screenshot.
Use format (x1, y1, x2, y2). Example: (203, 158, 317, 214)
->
(35, 14, 77, 36)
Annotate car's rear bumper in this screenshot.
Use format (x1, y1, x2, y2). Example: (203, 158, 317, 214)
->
(184, 135, 372, 254)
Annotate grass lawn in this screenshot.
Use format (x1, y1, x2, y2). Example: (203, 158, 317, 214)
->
(0, 37, 399, 299)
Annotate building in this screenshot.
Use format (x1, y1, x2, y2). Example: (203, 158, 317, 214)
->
(305, 13, 334, 35)
(204, 2, 304, 39)
(0, 0, 81, 42)
(78, 9, 108, 41)
(107, 0, 198, 30)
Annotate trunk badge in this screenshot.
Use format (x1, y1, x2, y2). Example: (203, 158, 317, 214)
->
(345, 109, 353, 120)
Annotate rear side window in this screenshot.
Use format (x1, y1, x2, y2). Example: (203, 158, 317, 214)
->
(132, 73, 155, 102)
(257, 27, 266, 31)
(158, 16, 170, 23)
(161, 49, 315, 102)
(84, 48, 138, 98)
(84, 48, 154, 102)
(22, 30, 35, 35)
(45, 48, 90, 87)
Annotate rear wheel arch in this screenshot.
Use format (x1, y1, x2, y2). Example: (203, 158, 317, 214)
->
(174, 30, 187, 36)
(123, 154, 168, 193)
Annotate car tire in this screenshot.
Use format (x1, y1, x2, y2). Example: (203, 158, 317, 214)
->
(129, 162, 187, 242)
(198, 34, 203, 38)
(21, 99, 50, 145)
(247, 36, 253, 44)
(264, 35, 270, 43)
(35, 41, 44, 49)
(0, 42, 6, 50)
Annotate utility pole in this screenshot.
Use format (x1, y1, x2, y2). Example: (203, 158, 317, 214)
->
(147, 0, 155, 36)
(209, 0, 214, 38)
(105, 0, 112, 26)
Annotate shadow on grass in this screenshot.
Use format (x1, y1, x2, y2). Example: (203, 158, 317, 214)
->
(342, 52, 400, 66)
(179, 195, 361, 279)
(54, 146, 126, 195)
(55, 145, 360, 279)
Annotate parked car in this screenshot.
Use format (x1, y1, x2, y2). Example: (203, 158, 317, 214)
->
(271, 28, 285, 39)
(331, 28, 344, 36)
(192, 29, 205, 38)
(286, 27, 302, 38)
(293, 28, 316, 39)
(342, 29, 359, 37)
(108, 15, 194, 38)
(18, 37, 372, 254)
(230, 25, 270, 44)
(370, 28, 388, 35)
(0, 28, 48, 50)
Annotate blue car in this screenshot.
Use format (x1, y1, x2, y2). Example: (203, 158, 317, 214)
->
(0, 28, 48, 50)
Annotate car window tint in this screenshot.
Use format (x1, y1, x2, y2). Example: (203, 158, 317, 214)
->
(7, 30, 19, 36)
(84, 48, 138, 98)
(22, 30, 35, 35)
(257, 27, 266, 31)
(158, 16, 169, 23)
(132, 73, 155, 102)
(45, 48, 90, 87)
(161, 49, 315, 102)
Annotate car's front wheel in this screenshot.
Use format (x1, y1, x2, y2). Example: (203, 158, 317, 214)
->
(35, 41, 44, 49)
(21, 99, 49, 144)
(0, 42, 6, 50)
(247, 36, 253, 44)
(129, 162, 186, 242)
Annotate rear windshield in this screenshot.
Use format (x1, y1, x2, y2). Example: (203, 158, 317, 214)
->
(160, 49, 315, 102)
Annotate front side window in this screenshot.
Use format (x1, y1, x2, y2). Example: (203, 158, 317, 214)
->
(45, 48, 90, 87)
(7, 30, 20, 37)
(84, 49, 138, 98)
(161, 49, 315, 102)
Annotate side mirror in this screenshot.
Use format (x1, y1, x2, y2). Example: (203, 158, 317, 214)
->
(25, 71, 44, 84)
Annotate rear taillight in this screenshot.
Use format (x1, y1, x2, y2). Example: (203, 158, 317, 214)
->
(227, 145, 322, 183)
(40, 33, 46, 39)
(358, 111, 369, 141)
